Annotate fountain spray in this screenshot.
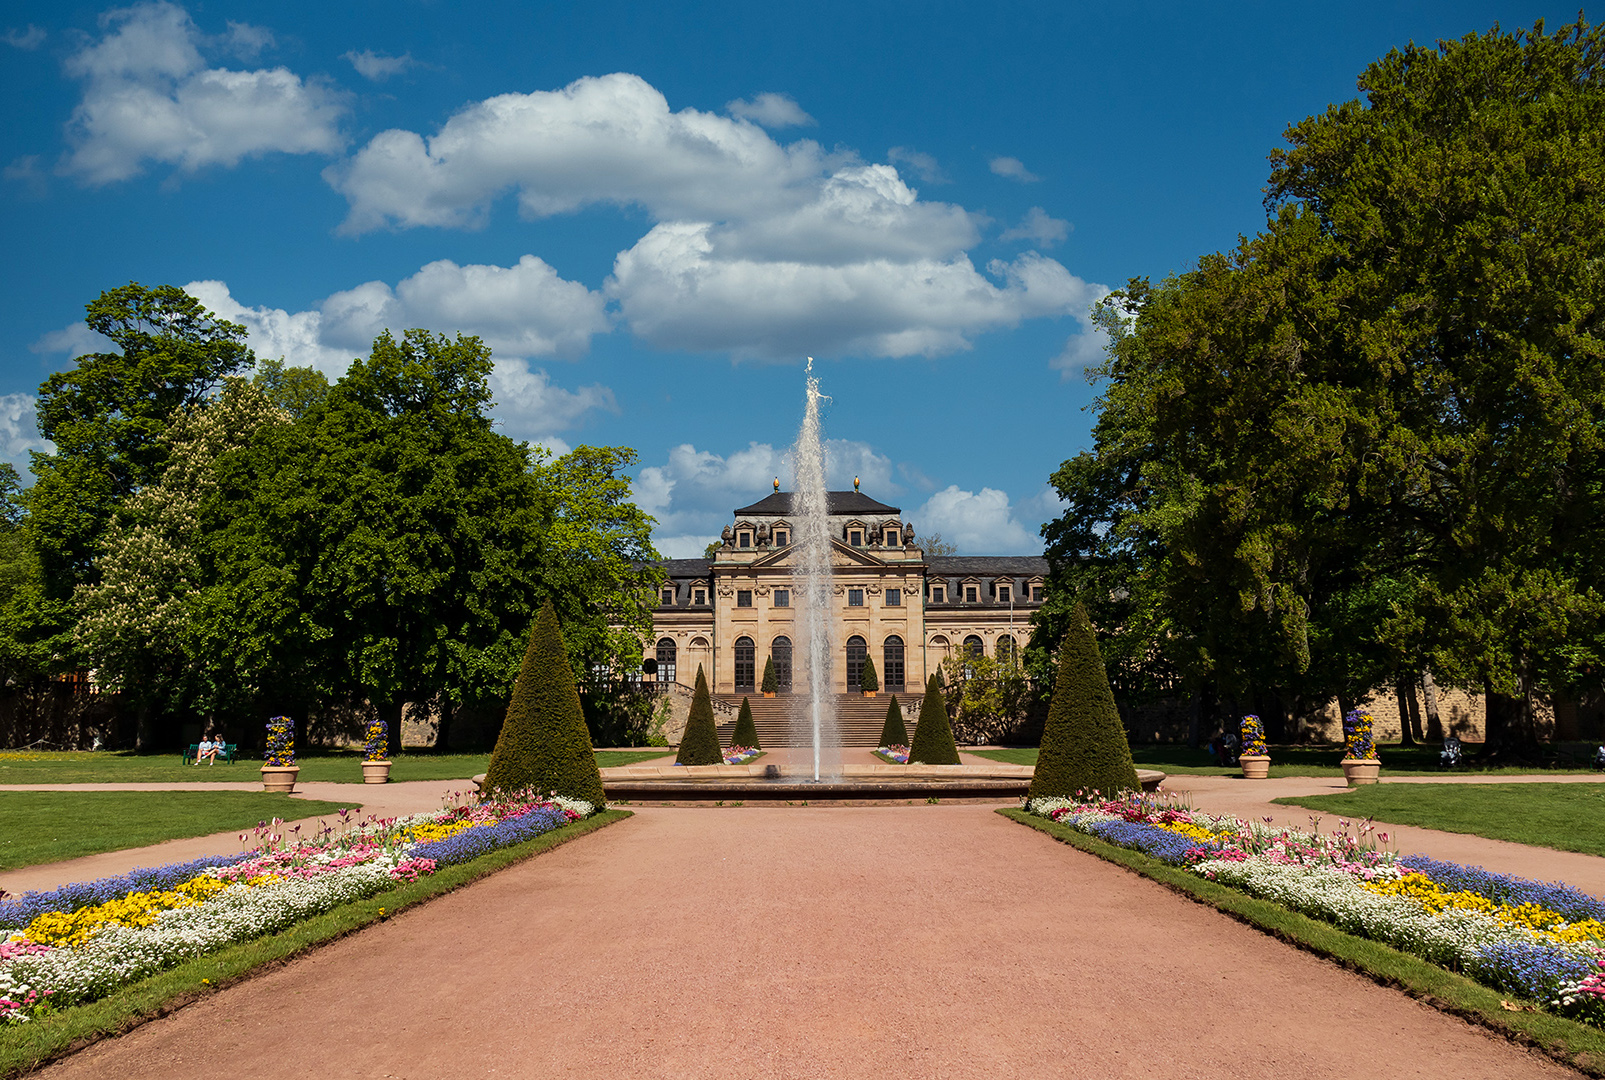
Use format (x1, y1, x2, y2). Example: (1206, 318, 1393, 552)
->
(793, 359, 838, 780)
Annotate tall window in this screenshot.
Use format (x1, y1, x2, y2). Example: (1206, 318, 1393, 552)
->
(774, 588, 790, 607)
(996, 634, 1016, 667)
(997, 584, 1012, 603)
(964, 585, 979, 603)
(738, 531, 752, 549)
(1031, 584, 1043, 602)
(775, 529, 789, 546)
(883, 635, 905, 692)
(849, 529, 863, 546)
(660, 586, 675, 605)
(963, 635, 984, 680)
(772, 635, 792, 691)
(734, 636, 756, 692)
(848, 588, 864, 607)
(656, 638, 677, 684)
(737, 590, 753, 607)
(845, 635, 867, 690)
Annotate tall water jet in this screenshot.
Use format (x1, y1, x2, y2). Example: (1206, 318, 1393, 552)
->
(793, 359, 839, 780)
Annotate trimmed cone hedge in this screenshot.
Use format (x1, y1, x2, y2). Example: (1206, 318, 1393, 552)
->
(879, 695, 907, 747)
(859, 655, 879, 693)
(908, 674, 960, 764)
(1027, 601, 1140, 802)
(482, 600, 606, 805)
(761, 656, 778, 694)
(675, 665, 723, 765)
(733, 696, 761, 748)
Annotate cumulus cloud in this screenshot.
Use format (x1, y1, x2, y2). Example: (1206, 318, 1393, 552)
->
(344, 49, 415, 81)
(30, 321, 115, 360)
(0, 395, 54, 478)
(914, 485, 1041, 554)
(1000, 206, 1070, 246)
(59, 1, 346, 185)
(989, 155, 1040, 183)
(887, 146, 945, 184)
(488, 365, 616, 445)
(633, 438, 894, 556)
(725, 92, 815, 128)
(4, 25, 45, 49)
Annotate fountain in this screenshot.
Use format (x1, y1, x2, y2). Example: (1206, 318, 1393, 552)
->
(792, 359, 839, 781)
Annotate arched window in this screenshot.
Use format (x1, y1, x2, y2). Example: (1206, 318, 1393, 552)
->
(962, 635, 984, 680)
(882, 635, 905, 692)
(734, 636, 756, 692)
(656, 638, 677, 685)
(771, 636, 792, 692)
(996, 634, 1016, 667)
(845, 635, 867, 691)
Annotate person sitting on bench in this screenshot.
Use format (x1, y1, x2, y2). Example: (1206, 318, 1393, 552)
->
(196, 735, 221, 765)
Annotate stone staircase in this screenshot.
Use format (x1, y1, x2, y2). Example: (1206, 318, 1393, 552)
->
(715, 693, 922, 747)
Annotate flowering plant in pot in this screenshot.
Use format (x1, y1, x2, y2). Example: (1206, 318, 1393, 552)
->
(261, 716, 298, 792)
(1341, 708, 1381, 785)
(362, 718, 391, 784)
(1238, 715, 1270, 779)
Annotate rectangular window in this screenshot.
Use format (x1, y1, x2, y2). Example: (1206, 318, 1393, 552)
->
(848, 588, 864, 607)
(931, 586, 946, 603)
(849, 530, 863, 546)
(661, 587, 675, 604)
(774, 588, 790, 607)
(694, 589, 707, 605)
(997, 585, 1011, 603)
(886, 588, 901, 607)
(738, 532, 752, 549)
(965, 586, 978, 603)
(1031, 585, 1043, 602)
(737, 590, 753, 607)
(775, 530, 788, 546)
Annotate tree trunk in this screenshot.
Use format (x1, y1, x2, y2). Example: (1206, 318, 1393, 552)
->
(435, 701, 454, 752)
(134, 700, 155, 753)
(1394, 675, 1418, 746)
(382, 698, 405, 758)
(1186, 690, 1203, 749)
(1421, 666, 1443, 741)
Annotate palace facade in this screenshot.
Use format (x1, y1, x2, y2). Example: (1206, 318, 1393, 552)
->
(646, 484, 1047, 698)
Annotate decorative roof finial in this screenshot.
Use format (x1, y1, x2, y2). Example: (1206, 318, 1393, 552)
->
(773, 477, 780, 492)
(853, 475, 860, 492)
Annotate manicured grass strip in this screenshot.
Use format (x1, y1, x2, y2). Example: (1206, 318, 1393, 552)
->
(0, 808, 630, 1078)
(971, 743, 1598, 777)
(0, 791, 360, 871)
(1275, 783, 1605, 858)
(1000, 808, 1605, 1077)
(595, 750, 675, 767)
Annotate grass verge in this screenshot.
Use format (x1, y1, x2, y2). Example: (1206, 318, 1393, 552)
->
(971, 743, 1602, 777)
(0, 808, 630, 1078)
(1274, 782, 1605, 857)
(0, 791, 361, 871)
(1000, 807, 1605, 1077)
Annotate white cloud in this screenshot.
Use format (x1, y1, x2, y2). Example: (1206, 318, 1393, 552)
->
(0, 395, 54, 478)
(4, 25, 45, 49)
(488, 364, 616, 445)
(914, 486, 1040, 554)
(30, 322, 115, 360)
(1000, 206, 1070, 246)
(59, 1, 346, 185)
(725, 92, 815, 128)
(989, 155, 1040, 183)
(887, 146, 945, 184)
(344, 49, 415, 82)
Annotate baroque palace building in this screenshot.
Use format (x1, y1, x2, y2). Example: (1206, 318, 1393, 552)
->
(646, 482, 1047, 698)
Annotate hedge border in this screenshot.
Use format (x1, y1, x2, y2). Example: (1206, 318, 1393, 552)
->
(0, 808, 631, 1078)
(999, 807, 1605, 1077)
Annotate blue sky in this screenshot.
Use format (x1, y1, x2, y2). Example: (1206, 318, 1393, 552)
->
(0, 0, 1574, 555)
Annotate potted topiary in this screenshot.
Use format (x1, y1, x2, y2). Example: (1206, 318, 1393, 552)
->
(261, 715, 298, 792)
(1238, 715, 1270, 779)
(1341, 707, 1381, 785)
(860, 655, 879, 698)
(362, 717, 391, 783)
(761, 656, 779, 697)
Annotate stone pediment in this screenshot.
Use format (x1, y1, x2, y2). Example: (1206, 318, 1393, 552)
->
(746, 538, 897, 570)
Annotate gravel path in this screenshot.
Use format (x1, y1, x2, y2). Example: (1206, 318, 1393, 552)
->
(38, 805, 1573, 1080)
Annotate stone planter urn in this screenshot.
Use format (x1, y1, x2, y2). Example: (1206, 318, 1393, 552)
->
(1239, 754, 1271, 780)
(362, 760, 392, 784)
(260, 765, 299, 793)
(1341, 758, 1381, 786)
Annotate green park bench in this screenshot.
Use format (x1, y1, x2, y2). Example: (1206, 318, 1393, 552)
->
(183, 742, 240, 765)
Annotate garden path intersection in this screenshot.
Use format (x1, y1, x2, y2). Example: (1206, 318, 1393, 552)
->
(28, 803, 1580, 1080)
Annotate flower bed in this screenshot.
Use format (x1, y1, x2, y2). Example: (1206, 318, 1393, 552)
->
(876, 745, 909, 764)
(724, 746, 760, 765)
(0, 792, 594, 1024)
(1028, 792, 1605, 1026)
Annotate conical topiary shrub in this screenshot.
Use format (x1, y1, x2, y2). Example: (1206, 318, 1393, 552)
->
(761, 656, 778, 694)
(859, 655, 879, 693)
(909, 673, 960, 764)
(733, 695, 761, 749)
(482, 600, 606, 806)
(1027, 601, 1140, 802)
(675, 665, 723, 765)
(878, 694, 907, 748)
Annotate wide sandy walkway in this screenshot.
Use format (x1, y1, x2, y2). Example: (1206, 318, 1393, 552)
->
(39, 805, 1573, 1080)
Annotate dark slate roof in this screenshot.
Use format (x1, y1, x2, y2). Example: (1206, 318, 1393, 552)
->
(925, 555, 1048, 577)
(660, 559, 713, 577)
(732, 490, 900, 517)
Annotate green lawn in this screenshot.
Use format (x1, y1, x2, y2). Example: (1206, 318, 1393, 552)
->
(967, 742, 1600, 777)
(1273, 782, 1605, 857)
(0, 791, 362, 871)
(0, 749, 671, 785)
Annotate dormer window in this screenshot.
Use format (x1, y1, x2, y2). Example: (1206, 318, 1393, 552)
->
(997, 584, 1011, 603)
(931, 585, 946, 603)
(738, 531, 752, 549)
(1031, 584, 1043, 602)
(775, 530, 789, 546)
(849, 529, 863, 546)
(661, 586, 675, 605)
(693, 588, 707, 605)
(964, 585, 978, 603)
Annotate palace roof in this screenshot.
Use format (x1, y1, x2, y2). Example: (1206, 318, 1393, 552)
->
(732, 490, 901, 517)
(925, 555, 1049, 576)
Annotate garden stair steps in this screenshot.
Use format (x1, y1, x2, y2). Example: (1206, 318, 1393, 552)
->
(714, 694, 921, 747)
